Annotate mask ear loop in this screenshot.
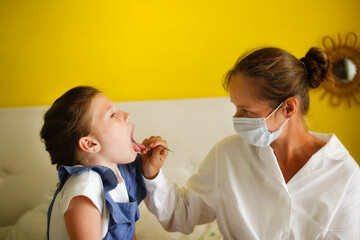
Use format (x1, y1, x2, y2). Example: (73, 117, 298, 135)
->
(278, 118, 289, 129)
(265, 102, 289, 131)
(265, 102, 284, 120)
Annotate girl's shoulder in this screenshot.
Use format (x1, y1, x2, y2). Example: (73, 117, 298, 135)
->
(59, 169, 105, 214)
(66, 168, 103, 187)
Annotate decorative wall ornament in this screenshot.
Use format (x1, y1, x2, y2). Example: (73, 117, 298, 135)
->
(321, 32, 360, 107)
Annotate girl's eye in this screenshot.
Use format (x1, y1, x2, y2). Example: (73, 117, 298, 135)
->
(110, 113, 115, 118)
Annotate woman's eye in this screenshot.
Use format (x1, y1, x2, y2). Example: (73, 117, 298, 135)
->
(110, 113, 115, 118)
(243, 109, 250, 115)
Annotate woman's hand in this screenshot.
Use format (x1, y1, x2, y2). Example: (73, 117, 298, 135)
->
(140, 136, 168, 179)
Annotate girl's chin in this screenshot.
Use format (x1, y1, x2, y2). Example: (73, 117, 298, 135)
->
(119, 154, 137, 165)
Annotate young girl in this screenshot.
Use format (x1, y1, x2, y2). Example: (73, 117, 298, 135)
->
(41, 86, 168, 240)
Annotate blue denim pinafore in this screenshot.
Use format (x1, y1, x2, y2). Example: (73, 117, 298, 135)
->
(47, 155, 146, 240)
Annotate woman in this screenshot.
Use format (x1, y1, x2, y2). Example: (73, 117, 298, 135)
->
(141, 47, 360, 239)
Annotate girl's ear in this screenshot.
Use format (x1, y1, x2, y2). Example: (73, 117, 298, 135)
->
(79, 136, 100, 153)
(283, 97, 298, 119)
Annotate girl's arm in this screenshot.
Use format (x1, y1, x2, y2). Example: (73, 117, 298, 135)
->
(64, 196, 102, 240)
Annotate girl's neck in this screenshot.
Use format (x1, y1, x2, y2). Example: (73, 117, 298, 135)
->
(97, 161, 122, 183)
(81, 156, 122, 183)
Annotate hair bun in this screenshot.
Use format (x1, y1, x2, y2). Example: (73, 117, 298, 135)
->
(300, 47, 329, 89)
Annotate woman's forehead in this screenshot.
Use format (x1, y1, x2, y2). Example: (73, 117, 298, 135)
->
(229, 73, 273, 109)
(229, 74, 259, 103)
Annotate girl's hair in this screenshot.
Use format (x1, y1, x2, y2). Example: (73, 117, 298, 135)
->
(40, 86, 100, 169)
(222, 47, 330, 115)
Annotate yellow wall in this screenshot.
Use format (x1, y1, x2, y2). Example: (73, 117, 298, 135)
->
(0, 0, 360, 162)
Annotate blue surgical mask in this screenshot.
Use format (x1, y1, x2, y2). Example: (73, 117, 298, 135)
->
(233, 102, 289, 147)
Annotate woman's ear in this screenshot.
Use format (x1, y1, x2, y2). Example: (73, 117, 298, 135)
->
(283, 97, 298, 119)
(79, 136, 100, 153)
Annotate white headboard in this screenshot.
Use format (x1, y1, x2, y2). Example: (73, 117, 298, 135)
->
(0, 97, 235, 229)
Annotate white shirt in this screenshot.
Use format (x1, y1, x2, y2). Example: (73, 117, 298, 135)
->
(144, 132, 360, 240)
(49, 168, 129, 240)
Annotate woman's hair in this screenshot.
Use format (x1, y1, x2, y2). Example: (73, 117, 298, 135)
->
(40, 86, 100, 169)
(223, 47, 330, 115)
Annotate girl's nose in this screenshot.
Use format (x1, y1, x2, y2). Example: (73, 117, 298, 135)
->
(124, 111, 130, 122)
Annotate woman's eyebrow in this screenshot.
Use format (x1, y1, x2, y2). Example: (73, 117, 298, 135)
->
(231, 101, 249, 109)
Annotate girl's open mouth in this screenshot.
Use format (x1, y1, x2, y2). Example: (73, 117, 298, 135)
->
(131, 127, 145, 152)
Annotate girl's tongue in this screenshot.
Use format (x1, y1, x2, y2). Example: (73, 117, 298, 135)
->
(131, 131, 145, 152)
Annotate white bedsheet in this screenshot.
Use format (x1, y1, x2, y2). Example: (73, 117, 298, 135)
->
(0, 198, 223, 240)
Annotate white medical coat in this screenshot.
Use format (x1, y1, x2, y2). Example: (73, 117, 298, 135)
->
(144, 132, 360, 239)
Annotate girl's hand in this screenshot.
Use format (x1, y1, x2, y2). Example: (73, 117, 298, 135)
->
(140, 136, 168, 179)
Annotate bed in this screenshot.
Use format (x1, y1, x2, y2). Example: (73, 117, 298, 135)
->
(0, 97, 235, 240)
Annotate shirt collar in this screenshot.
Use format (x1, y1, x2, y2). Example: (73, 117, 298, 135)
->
(309, 132, 349, 162)
(256, 132, 350, 184)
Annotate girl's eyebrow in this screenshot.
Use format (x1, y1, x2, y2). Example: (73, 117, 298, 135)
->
(104, 105, 113, 116)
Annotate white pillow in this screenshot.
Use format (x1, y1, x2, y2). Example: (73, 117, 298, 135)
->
(3, 197, 50, 240)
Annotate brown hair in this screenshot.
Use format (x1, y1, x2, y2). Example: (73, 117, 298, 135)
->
(40, 86, 100, 169)
(223, 47, 330, 115)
